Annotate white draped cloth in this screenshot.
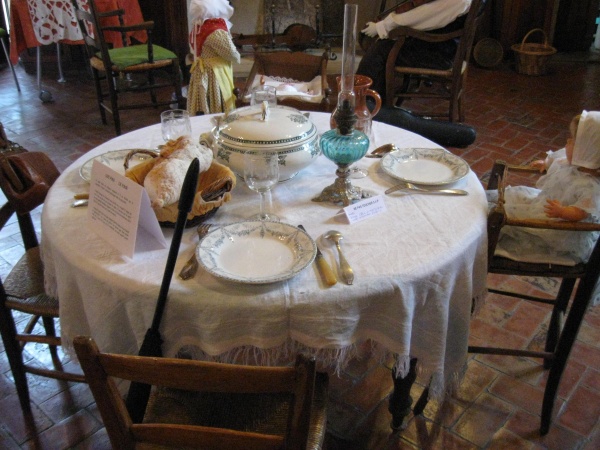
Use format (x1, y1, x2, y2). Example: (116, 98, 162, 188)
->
(41, 113, 488, 399)
(26, 0, 83, 44)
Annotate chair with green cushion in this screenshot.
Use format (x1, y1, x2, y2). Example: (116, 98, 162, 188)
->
(70, 0, 184, 135)
(0, 27, 20, 91)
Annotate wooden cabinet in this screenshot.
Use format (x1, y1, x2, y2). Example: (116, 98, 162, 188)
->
(490, 0, 600, 54)
(553, 0, 600, 51)
(491, 0, 559, 54)
(137, 0, 189, 67)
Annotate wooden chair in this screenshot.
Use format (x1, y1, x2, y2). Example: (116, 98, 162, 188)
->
(70, 0, 184, 136)
(235, 50, 332, 112)
(383, 0, 484, 122)
(74, 336, 328, 450)
(413, 160, 600, 435)
(0, 147, 86, 428)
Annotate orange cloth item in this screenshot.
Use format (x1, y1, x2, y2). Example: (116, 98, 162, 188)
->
(9, 0, 146, 65)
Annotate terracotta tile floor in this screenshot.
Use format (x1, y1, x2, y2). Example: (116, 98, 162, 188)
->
(1, 50, 600, 449)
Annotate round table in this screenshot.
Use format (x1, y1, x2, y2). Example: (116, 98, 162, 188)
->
(41, 112, 488, 401)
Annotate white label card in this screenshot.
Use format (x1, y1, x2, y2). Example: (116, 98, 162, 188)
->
(344, 195, 387, 224)
(87, 160, 167, 258)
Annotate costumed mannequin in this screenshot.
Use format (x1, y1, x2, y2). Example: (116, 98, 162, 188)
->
(357, 0, 480, 148)
(187, 0, 240, 115)
(490, 111, 600, 278)
(357, 0, 473, 99)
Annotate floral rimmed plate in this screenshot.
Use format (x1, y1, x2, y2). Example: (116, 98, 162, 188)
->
(197, 221, 317, 284)
(79, 148, 158, 182)
(381, 148, 470, 186)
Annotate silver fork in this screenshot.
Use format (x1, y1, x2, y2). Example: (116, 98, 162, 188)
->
(178, 224, 212, 280)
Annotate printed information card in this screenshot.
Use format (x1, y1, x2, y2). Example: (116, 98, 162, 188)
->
(343, 195, 387, 224)
(87, 160, 166, 258)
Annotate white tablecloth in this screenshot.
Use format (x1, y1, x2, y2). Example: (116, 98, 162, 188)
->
(41, 112, 488, 398)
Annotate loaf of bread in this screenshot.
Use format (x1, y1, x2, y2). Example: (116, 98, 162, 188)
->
(142, 136, 213, 208)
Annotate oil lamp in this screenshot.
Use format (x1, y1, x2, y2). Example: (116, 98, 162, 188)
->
(312, 3, 370, 206)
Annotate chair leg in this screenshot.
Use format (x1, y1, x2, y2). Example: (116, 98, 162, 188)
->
(148, 70, 158, 106)
(17, 213, 39, 250)
(92, 68, 107, 125)
(41, 316, 61, 363)
(0, 305, 33, 418)
(107, 77, 121, 136)
(544, 278, 576, 369)
(388, 358, 418, 430)
(1, 36, 20, 92)
(173, 63, 185, 109)
(540, 279, 590, 435)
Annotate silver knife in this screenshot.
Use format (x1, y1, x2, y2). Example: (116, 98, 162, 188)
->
(298, 225, 337, 286)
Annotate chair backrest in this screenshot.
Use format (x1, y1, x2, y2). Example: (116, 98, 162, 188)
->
(0, 149, 60, 249)
(71, 0, 114, 64)
(238, 50, 331, 111)
(449, 0, 485, 89)
(74, 336, 319, 450)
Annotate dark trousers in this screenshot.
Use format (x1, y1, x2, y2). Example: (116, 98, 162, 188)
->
(356, 37, 457, 100)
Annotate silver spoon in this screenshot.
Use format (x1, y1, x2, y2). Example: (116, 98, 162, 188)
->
(323, 230, 354, 285)
(385, 181, 468, 196)
(365, 143, 397, 158)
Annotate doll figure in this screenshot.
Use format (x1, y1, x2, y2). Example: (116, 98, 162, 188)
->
(492, 110, 600, 268)
(187, 0, 240, 116)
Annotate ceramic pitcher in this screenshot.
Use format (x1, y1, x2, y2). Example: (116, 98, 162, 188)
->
(330, 75, 382, 138)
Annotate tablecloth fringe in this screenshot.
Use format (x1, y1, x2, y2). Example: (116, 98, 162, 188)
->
(176, 339, 467, 402)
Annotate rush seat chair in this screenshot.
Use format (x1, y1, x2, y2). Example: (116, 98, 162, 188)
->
(71, 0, 184, 135)
(0, 148, 86, 428)
(74, 335, 329, 450)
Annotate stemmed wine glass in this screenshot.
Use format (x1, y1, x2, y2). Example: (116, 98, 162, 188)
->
(244, 153, 280, 221)
(160, 109, 192, 142)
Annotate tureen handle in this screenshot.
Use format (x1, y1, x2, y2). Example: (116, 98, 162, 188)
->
(261, 100, 270, 121)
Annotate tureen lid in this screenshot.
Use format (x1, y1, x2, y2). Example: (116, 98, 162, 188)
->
(216, 105, 317, 150)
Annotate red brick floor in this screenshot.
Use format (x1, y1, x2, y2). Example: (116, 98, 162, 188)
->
(1, 50, 600, 449)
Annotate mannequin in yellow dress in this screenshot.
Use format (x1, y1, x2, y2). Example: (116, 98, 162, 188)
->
(187, 0, 240, 115)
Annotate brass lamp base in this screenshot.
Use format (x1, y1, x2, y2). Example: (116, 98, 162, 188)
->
(312, 165, 370, 206)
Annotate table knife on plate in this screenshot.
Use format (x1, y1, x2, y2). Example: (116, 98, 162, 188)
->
(298, 225, 337, 286)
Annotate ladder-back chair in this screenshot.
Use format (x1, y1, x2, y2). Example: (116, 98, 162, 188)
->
(75, 336, 329, 450)
(71, 0, 184, 135)
(384, 0, 484, 122)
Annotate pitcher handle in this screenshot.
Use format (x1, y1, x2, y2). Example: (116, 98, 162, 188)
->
(366, 89, 382, 117)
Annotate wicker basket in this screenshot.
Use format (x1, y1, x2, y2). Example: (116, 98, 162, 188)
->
(123, 149, 236, 228)
(473, 38, 504, 68)
(511, 28, 556, 76)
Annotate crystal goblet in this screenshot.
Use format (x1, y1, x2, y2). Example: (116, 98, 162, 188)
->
(161, 109, 191, 142)
(244, 153, 280, 221)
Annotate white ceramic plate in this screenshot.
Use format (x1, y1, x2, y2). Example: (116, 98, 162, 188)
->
(381, 148, 470, 186)
(79, 149, 158, 182)
(197, 221, 317, 284)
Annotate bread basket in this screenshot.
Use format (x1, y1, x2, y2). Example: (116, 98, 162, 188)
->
(124, 149, 236, 227)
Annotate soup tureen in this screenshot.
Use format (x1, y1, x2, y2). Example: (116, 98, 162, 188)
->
(209, 104, 320, 181)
